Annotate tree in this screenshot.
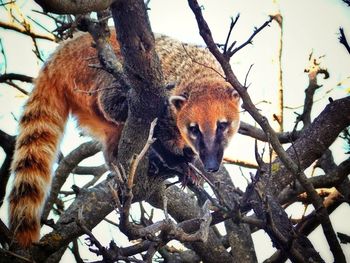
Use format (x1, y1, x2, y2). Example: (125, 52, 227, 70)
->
(0, 0, 349, 262)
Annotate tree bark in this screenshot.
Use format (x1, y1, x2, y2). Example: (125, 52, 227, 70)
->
(34, 0, 119, 14)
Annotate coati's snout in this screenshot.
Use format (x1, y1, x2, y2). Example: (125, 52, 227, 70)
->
(199, 144, 224, 173)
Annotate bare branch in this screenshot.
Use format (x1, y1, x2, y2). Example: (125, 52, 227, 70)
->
(226, 17, 272, 58)
(0, 20, 55, 41)
(0, 248, 32, 263)
(0, 130, 15, 208)
(0, 39, 6, 71)
(338, 232, 350, 244)
(0, 73, 34, 83)
(297, 54, 329, 128)
(42, 141, 102, 220)
(77, 206, 113, 261)
(339, 27, 350, 54)
(34, 0, 119, 14)
(1, 80, 29, 95)
(278, 158, 350, 204)
(187, 0, 346, 261)
(222, 13, 240, 54)
(70, 239, 84, 263)
(223, 157, 258, 169)
(77, 12, 127, 81)
(128, 118, 157, 188)
(0, 1, 15, 7)
(238, 121, 300, 143)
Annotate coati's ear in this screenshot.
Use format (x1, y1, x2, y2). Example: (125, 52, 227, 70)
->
(227, 87, 240, 101)
(169, 94, 187, 111)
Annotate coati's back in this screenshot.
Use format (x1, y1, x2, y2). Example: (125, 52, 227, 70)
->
(9, 30, 239, 247)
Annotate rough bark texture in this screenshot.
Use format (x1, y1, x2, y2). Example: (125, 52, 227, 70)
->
(269, 96, 350, 195)
(34, 0, 119, 14)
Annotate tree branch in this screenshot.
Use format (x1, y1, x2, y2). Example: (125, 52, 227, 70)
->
(226, 17, 272, 58)
(34, 0, 119, 14)
(278, 158, 350, 204)
(0, 73, 34, 83)
(339, 27, 350, 54)
(0, 20, 56, 41)
(239, 121, 300, 143)
(42, 141, 102, 220)
(0, 130, 15, 207)
(187, 0, 347, 261)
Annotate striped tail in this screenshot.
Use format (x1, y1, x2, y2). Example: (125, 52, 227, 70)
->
(9, 74, 69, 247)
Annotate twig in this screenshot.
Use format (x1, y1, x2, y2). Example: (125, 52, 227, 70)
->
(128, 118, 157, 188)
(0, 73, 33, 83)
(187, 162, 215, 189)
(181, 43, 225, 79)
(70, 239, 84, 263)
(27, 15, 54, 36)
(77, 206, 112, 261)
(222, 13, 240, 54)
(3, 80, 29, 95)
(0, 1, 15, 6)
(226, 17, 273, 57)
(223, 157, 258, 169)
(339, 27, 350, 54)
(0, 20, 56, 41)
(0, 247, 33, 262)
(338, 232, 350, 244)
(297, 53, 329, 129)
(243, 64, 253, 88)
(0, 39, 7, 72)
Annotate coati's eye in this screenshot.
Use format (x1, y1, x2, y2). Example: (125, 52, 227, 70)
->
(188, 123, 200, 136)
(217, 121, 230, 133)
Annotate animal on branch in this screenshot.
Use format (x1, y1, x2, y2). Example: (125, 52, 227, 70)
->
(9, 30, 240, 247)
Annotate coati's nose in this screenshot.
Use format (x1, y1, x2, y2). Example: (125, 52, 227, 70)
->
(203, 158, 220, 173)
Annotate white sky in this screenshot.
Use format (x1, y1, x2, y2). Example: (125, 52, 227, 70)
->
(0, 0, 350, 262)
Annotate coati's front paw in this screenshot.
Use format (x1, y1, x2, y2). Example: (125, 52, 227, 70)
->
(183, 147, 195, 163)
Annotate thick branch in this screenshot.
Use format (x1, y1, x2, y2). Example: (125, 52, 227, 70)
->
(278, 158, 350, 204)
(270, 97, 350, 195)
(0, 130, 15, 207)
(77, 12, 127, 81)
(34, 0, 118, 14)
(110, 0, 166, 198)
(42, 141, 102, 220)
(239, 121, 300, 143)
(148, 184, 234, 263)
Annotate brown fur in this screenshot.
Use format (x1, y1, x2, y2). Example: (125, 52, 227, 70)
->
(9, 30, 239, 247)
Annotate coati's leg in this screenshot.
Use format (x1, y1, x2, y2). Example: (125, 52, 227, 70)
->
(95, 80, 129, 167)
(102, 127, 122, 167)
(97, 80, 129, 125)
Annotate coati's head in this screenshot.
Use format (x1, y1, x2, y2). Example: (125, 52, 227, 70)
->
(170, 83, 240, 173)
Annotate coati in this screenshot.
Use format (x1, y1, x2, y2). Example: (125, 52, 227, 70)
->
(9, 30, 240, 247)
